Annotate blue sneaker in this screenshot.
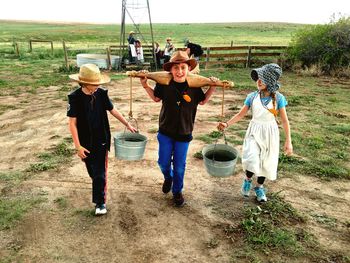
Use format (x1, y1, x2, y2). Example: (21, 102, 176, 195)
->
(241, 179, 252, 197)
(254, 187, 267, 202)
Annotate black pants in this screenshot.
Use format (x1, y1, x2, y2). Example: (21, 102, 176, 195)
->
(84, 144, 108, 205)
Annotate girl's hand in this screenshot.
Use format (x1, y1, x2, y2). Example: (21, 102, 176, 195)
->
(77, 146, 90, 159)
(284, 141, 293, 156)
(217, 122, 228, 131)
(126, 123, 138, 133)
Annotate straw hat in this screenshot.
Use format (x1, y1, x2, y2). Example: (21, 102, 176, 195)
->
(129, 31, 135, 34)
(163, 51, 197, 71)
(69, 64, 110, 85)
(166, 37, 172, 41)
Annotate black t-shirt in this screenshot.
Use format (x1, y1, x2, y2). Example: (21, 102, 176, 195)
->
(154, 80, 205, 142)
(67, 87, 114, 150)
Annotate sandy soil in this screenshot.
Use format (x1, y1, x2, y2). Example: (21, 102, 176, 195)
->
(0, 78, 349, 262)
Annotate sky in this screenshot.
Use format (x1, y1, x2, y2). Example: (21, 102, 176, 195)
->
(0, 0, 349, 25)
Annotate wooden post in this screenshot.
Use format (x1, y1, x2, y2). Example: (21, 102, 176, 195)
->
(230, 40, 233, 47)
(62, 41, 69, 69)
(246, 46, 252, 68)
(205, 47, 210, 70)
(50, 41, 54, 54)
(14, 42, 20, 56)
(29, 40, 32, 52)
(106, 47, 112, 70)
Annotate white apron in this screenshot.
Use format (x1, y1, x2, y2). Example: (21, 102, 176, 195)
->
(242, 94, 279, 180)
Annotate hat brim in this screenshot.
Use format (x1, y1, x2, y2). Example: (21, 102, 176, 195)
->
(251, 68, 264, 82)
(69, 73, 111, 85)
(163, 58, 197, 72)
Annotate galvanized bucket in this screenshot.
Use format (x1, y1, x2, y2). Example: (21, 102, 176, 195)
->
(202, 132, 238, 177)
(113, 131, 147, 161)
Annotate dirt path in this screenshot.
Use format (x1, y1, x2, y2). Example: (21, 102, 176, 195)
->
(0, 78, 349, 262)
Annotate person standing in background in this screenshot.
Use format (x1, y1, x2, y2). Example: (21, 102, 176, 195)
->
(163, 37, 175, 63)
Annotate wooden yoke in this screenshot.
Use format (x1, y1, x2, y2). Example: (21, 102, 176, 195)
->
(125, 70, 234, 88)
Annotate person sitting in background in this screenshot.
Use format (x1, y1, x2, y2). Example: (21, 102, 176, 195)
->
(127, 31, 137, 63)
(135, 39, 144, 64)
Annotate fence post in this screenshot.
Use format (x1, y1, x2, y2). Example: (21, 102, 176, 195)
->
(230, 41, 233, 47)
(62, 41, 69, 69)
(205, 47, 210, 70)
(106, 47, 112, 70)
(13, 42, 20, 56)
(29, 40, 32, 52)
(50, 41, 54, 54)
(246, 46, 252, 68)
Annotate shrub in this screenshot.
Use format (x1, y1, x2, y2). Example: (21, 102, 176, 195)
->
(287, 16, 350, 74)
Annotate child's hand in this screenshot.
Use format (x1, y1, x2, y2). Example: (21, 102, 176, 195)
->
(77, 146, 90, 159)
(139, 70, 148, 86)
(126, 123, 138, 133)
(217, 122, 228, 131)
(284, 141, 293, 156)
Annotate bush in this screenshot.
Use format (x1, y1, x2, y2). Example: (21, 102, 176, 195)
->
(287, 16, 350, 74)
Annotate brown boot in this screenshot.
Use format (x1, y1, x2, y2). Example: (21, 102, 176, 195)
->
(162, 179, 172, 194)
(173, 192, 185, 207)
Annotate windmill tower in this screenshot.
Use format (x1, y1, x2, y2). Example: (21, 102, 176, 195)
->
(119, 0, 157, 69)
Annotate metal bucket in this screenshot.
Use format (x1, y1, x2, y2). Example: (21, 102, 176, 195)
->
(113, 132, 147, 161)
(202, 143, 238, 177)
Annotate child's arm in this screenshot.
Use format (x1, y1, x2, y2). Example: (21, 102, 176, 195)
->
(109, 108, 137, 132)
(199, 77, 218, 105)
(199, 86, 216, 105)
(279, 107, 293, 155)
(140, 77, 161, 102)
(68, 117, 90, 159)
(217, 105, 249, 130)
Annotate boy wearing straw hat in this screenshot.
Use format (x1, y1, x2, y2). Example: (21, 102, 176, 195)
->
(67, 64, 137, 215)
(140, 51, 218, 207)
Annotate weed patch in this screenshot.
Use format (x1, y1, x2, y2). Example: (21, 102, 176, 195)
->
(26, 140, 74, 173)
(0, 196, 46, 230)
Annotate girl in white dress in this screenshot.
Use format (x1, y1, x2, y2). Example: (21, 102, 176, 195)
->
(218, 63, 293, 202)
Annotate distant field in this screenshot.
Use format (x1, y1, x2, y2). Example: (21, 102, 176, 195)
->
(0, 20, 306, 48)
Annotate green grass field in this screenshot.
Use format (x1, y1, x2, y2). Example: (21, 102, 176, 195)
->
(0, 20, 303, 48)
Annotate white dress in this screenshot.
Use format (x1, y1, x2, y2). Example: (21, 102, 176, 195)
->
(242, 95, 279, 180)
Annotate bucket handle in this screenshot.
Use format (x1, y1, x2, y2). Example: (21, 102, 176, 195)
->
(120, 117, 140, 143)
(211, 130, 228, 162)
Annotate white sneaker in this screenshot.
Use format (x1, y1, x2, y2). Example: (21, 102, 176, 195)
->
(95, 204, 107, 215)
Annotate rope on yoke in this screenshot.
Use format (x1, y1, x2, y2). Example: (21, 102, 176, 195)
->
(129, 76, 133, 118)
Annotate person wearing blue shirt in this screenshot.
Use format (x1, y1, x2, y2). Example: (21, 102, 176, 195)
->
(217, 63, 293, 202)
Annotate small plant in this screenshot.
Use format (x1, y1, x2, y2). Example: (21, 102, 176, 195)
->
(54, 197, 68, 209)
(58, 64, 79, 73)
(193, 151, 203, 159)
(206, 238, 219, 248)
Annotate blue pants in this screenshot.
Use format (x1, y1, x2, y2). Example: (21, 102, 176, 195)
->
(84, 143, 108, 205)
(157, 132, 190, 194)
